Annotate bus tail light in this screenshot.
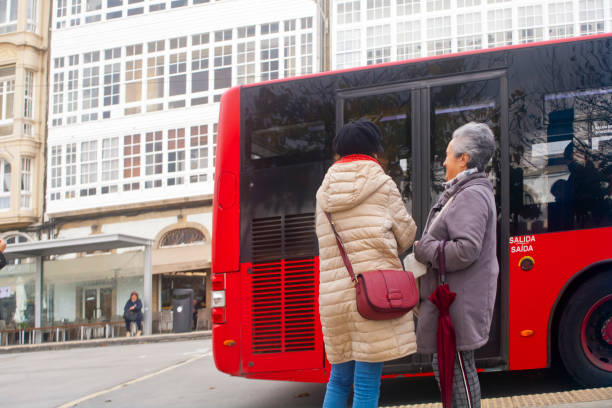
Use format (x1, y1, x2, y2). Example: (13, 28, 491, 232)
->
(212, 273, 226, 323)
(212, 306, 226, 324)
(212, 273, 225, 290)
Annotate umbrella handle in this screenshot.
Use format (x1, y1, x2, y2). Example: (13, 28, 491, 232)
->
(438, 240, 447, 285)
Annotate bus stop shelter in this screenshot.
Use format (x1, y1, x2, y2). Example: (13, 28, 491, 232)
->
(2, 234, 153, 339)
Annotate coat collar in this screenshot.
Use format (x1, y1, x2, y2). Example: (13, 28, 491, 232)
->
(422, 172, 491, 234)
(335, 154, 381, 167)
(435, 171, 490, 210)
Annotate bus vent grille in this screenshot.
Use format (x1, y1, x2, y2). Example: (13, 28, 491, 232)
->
(251, 258, 317, 354)
(251, 213, 316, 263)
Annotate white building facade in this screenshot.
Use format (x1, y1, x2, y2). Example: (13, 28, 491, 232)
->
(331, 0, 612, 69)
(46, 0, 328, 329)
(48, 0, 327, 214)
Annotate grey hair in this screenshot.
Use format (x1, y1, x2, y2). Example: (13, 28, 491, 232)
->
(451, 122, 495, 172)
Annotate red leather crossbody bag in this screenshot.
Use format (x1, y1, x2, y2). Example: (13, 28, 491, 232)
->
(325, 212, 418, 320)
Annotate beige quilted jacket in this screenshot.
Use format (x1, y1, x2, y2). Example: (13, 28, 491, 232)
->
(315, 158, 418, 364)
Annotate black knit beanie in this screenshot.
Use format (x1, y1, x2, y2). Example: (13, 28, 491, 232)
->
(333, 119, 383, 157)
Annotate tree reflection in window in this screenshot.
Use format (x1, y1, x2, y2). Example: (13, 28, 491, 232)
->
(160, 228, 205, 247)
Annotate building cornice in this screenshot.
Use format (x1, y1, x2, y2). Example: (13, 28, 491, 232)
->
(47, 194, 214, 221)
(0, 214, 39, 230)
(0, 32, 48, 53)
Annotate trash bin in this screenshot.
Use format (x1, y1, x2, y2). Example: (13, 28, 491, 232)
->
(172, 288, 194, 333)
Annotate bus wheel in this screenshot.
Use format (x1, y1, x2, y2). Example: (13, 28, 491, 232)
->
(558, 275, 612, 386)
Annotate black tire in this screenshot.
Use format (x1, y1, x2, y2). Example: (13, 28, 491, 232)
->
(558, 273, 612, 387)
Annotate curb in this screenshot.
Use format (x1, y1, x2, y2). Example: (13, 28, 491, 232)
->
(0, 330, 212, 354)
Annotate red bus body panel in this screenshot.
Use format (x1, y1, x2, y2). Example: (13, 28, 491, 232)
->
(213, 86, 241, 274)
(508, 228, 612, 370)
(212, 87, 242, 376)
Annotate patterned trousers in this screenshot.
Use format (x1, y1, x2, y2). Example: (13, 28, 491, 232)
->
(432, 350, 481, 408)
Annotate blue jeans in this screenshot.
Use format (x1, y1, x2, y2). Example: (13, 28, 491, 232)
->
(323, 361, 384, 408)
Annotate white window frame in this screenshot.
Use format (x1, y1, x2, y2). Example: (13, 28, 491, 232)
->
(457, 12, 482, 52)
(426, 0, 450, 13)
(260, 38, 280, 81)
(189, 124, 208, 184)
(144, 130, 163, 189)
(167, 127, 186, 186)
(124, 44, 143, 115)
(0, 158, 10, 210)
(426, 16, 452, 56)
(24, 71, 35, 120)
(20, 157, 32, 209)
(397, 0, 420, 16)
(518, 5, 544, 44)
(101, 136, 119, 194)
(64, 142, 77, 199)
(397, 21, 421, 61)
(283, 35, 297, 78)
(367, 0, 391, 20)
(336, 29, 361, 69)
(487, 8, 513, 48)
(548, 1, 574, 40)
(0, 0, 18, 34)
(578, 0, 605, 35)
(338, 0, 361, 24)
(49, 145, 62, 201)
(0, 68, 15, 123)
(80, 140, 97, 197)
(366, 24, 391, 65)
(122, 133, 141, 192)
(27, 0, 39, 32)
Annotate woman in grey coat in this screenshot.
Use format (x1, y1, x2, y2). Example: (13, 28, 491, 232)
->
(414, 122, 498, 408)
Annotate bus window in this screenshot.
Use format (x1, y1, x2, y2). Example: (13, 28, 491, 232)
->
(250, 121, 326, 160)
(429, 79, 501, 208)
(512, 87, 612, 234)
(342, 91, 412, 209)
(242, 80, 336, 168)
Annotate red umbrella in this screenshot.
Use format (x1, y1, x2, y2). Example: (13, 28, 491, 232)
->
(429, 240, 457, 408)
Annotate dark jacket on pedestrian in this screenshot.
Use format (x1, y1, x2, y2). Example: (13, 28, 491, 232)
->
(0, 251, 6, 270)
(124, 299, 143, 320)
(414, 171, 498, 353)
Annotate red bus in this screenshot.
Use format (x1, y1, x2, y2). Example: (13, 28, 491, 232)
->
(212, 34, 612, 386)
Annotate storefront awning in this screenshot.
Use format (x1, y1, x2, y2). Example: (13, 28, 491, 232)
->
(3, 234, 153, 259)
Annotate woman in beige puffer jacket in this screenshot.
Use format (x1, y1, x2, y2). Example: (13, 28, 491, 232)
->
(316, 120, 417, 408)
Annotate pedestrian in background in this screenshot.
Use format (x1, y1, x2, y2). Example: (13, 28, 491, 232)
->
(414, 122, 498, 408)
(123, 291, 143, 337)
(315, 120, 418, 408)
(0, 238, 6, 270)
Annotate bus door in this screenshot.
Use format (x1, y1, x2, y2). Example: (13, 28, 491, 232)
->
(426, 73, 509, 369)
(337, 70, 510, 373)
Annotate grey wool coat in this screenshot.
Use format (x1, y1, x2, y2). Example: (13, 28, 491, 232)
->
(414, 171, 499, 353)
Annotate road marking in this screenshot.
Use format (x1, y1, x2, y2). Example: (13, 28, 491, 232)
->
(56, 354, 207, 408)
(382, 386, 612, 407)
(182, 348, 211, 356)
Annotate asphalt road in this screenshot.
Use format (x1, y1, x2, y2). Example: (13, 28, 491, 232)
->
(0, 339, 602, 408)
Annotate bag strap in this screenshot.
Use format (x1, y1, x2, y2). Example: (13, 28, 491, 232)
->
(438, 240, 448, 284)
(324, 212, 357, 283)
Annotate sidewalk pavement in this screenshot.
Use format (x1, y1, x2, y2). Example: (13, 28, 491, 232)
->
(385, 386, 612, 408)
(0, 330, 211, 354)
(541, 401, 611, 408)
